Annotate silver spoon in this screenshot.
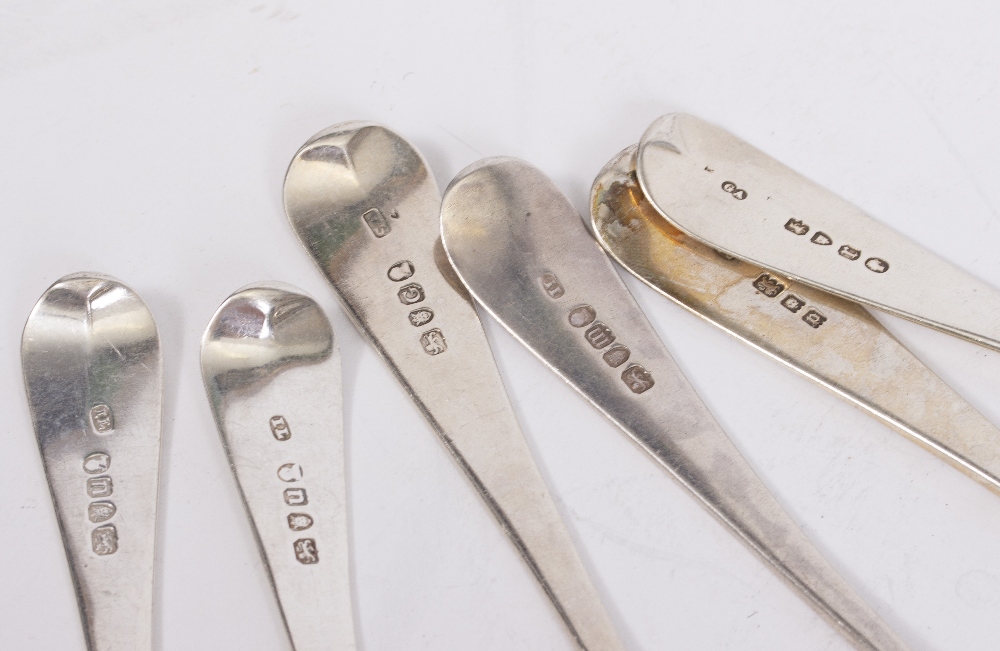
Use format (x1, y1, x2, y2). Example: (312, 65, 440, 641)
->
(201, 282, 356, 651)
(440, 157, 910, 651)
(636, 113, 1000, 353)
(283, 122, 624, 651)
(592, 145, 1000, 496)
(21, 273, 162, 651)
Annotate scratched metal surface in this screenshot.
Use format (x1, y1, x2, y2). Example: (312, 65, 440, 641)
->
(2, 2, 1000, 650)
(21, 273, 162, 651)
(201, 282, 356, 651)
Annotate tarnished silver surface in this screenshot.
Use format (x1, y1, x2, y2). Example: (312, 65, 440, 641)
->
(593, 146, 1000, 496)
(441, 157, 910, 651)
(21, 273, 162, 651)
(637, 113, 1000, 353)
(283, 122, 624, 651)
(201, 282, 356, 651)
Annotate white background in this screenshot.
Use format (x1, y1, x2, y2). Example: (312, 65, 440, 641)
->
(2, 1, 999, 649)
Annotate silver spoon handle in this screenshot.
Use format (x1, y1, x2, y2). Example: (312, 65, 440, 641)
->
(637, 113, 1000, 353)
(21, 273, 162, 651)
(284, 123, 624, 651)
(441, 158, 910, 651)
(201, 283, 357, 651)
(594, 145, 1000, 497)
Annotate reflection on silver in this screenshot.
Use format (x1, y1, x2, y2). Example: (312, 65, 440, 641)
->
(592, 146, 1000, 496)
(441, 158, 910, 651)
(201, 282, 356, 651)
(284, 122, 624, 651)
(636, 113, 1000, 353)
(21, 273, 162, 651)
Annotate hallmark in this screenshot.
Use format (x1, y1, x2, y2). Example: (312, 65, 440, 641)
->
(802, 309, 828, 329)
(270, 415, 292, 441)
(388, 260, 415, 282)
(784, 219, 809, 235)
(621, 365, 655, 394)
(88, 501, 116, 523)
(602, 345, 631, 368)
(284, 488, 308, 506)
(277, 463, 304, 483)
(362, 208, 391, 238)
(408, 308, 434, 327)
(83, 453, 111, 475)
(781, 294, 805, 313)
(86, 476, 114, 499)
(584, 323, 616, 349)
(92, 525, 118, 556)
(398, 283, 425, 305)
(752, 273, 785, 298)
(89, 404, 114, 433)
(420, 329, 447, 355)
(288, 513, 314, 531)
(540, 272, 565, 299)
(865, 257, 889, 273)
(294, 538, 319, 565)
(568, 305, 597, 328)
(839, 245, 861, 261)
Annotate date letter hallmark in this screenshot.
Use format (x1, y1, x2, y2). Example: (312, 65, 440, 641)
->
(398, 283, 425, 305)
(420, 329, 447, 355)
(89, 404, 114, 433)
(362, 208, 392, 238)
(785, 219, 809, 236)
(802, 309, 828, 329)
(585, 323, 616, 349)
(541, 272, 565, 299)
(752, 273, 786, 298)
(270, 415, 292, 441)
(87, 476, 114, 499)
(839, 245, 861, 261)
(294, 538, 319, 565)
(92, 525, 119, 556)
(284, 488, 309, 506)
(721, 181, 747, 200)
(388, 260, 415, 282)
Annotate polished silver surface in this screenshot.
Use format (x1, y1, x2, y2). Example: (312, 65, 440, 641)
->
(636, 113, 1000, 353)
(21, 273, 162, 651)
(593, 146, 1000, 496)
(201, 282, 356, 651)
(441, 157, 910, 651)
(283, 122, 624, 651)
